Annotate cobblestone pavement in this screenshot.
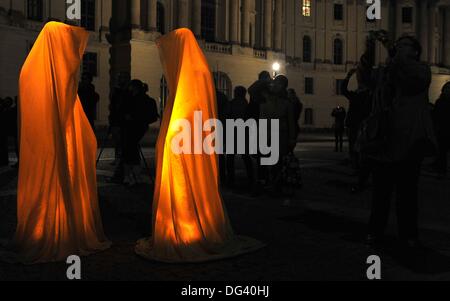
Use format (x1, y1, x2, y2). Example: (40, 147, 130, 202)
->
(1, 142, 450, 281)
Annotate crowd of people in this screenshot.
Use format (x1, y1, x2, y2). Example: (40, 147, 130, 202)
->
(1, 30, 450, 254)
(216, 72, 304, 206)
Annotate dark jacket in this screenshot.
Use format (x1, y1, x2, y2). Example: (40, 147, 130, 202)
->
(433, 96, 450, 141)
(386, 59, 436, 161)
(341, 77, 372, 129)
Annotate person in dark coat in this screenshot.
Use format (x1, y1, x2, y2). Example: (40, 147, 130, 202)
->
(248, 71, 272, 186)
(433, 82, 450, 177)
(78, 72, 99, 129)
(226, 86, 254, 188)
(332, 106, 347, 152)
(0, 97, 12, 167)
(287, 88, 303, 146)
(260, 75, 297, 190)
(342, 67, 373, 192)
(366, 35, 436, 248)
(122, 80, 158, 186)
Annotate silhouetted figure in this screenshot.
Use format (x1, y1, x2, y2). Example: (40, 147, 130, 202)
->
(248, 71, 272, 186)
(0, 97, 12, 167)
(8, 96, 19, 167)
(122, 80, 159, 186)
(342, 66, 373, 192)
(78, 72, 99, 129)
(433, 82, 450, 177)
(216, 89, 229, 185)
(287, 88, 303, 147)
(365, 35, 436, 248)
(332, 106, 346, 152)
(260, 75, 297, 201)
(226, 86, 254, 188)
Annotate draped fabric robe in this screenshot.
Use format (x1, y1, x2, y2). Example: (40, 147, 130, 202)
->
(135, 28, 263, 263)
(12, 22, 110, 264)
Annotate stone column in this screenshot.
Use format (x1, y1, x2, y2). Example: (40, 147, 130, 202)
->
(131, 0, 141, 29)
(420, 1, 429, 61)
(178, 0, 190, 28)
(263, 0, 272, 49)
(192, 0, 201, 37)
(229, 0, 240, 44)
(273, 0, 282, 51)
(148, 0, 157, 31)
(241, 0, 251, 46)
(444, 7, 450, 67)
(429, 2, 437, 65)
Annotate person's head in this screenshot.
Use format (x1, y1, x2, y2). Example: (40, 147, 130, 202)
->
(128, 79, 144, 97)
(259, 71, 272, 82)
(394, 36, 422, 61)
(442, 82, 450, 98)
(271, 75, 289, 96)
(234, 86, 247, 99)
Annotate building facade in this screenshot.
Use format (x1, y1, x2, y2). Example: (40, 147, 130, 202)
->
(1, 0, 450, 128)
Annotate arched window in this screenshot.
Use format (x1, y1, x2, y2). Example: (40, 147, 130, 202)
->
(213, 72, 232, 99)
(333, 38, 343, 65)
(157, 1, 165, 34)
(303, 35, 312, 63)
(201, 0, 216, 42)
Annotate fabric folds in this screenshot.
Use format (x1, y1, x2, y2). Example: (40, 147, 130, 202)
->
(135, 28, 264, 263)
(8, 22, 110, 264)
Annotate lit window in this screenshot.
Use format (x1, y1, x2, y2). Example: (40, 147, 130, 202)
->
(302, 0, 311, 17)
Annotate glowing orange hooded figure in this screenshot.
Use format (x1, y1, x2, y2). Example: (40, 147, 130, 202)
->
(135, 28, 263, 263)
(13, 22, 110, 263)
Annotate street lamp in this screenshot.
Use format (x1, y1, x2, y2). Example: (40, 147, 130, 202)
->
(272, 62, 281, 77)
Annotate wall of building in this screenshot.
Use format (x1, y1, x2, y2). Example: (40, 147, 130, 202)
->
(0, 0, 112, 123)
(1, 0, 450, 130)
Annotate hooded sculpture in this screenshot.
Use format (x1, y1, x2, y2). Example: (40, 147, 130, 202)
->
(12, 22, 110, 263)
(135, 28, 263, 263)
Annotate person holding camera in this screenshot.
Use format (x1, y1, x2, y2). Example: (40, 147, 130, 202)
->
(363, 32, 436, 249)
